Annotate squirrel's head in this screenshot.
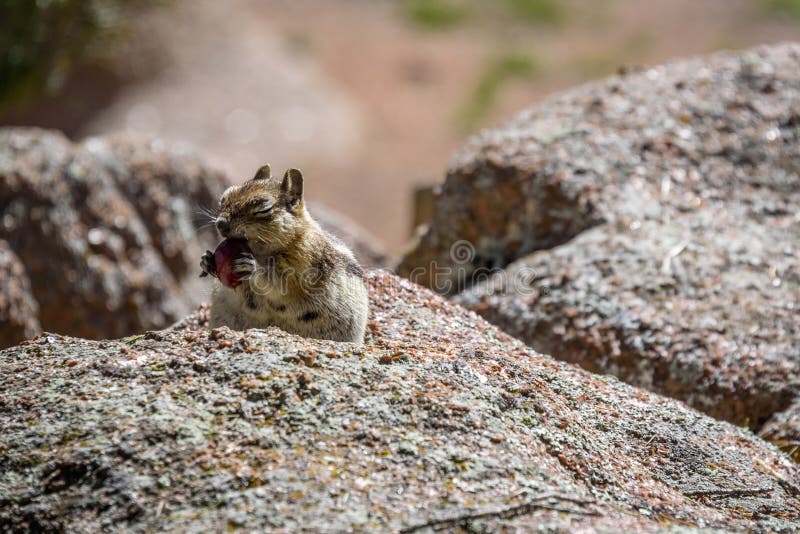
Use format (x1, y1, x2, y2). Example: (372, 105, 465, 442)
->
(215, 164, 308, 254)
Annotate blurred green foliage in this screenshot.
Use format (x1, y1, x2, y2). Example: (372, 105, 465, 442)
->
(504, 0, 563, 24)
(401, 1, 563, 130)
(458, 52, 541, 132)
(767, 0, 800, 18)
(403, 0, 565, 30)
(403, 0, 470, 30)
(0, 0, 157, 110)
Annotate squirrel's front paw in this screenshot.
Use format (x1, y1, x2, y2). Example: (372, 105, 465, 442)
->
(200, 250, 217, 278)
(232, 254, 257, 281)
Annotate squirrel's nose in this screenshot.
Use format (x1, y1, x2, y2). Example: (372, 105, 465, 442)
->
(216, 217, 231, 237)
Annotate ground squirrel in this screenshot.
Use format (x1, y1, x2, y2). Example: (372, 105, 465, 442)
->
(200, 165, 369, 343)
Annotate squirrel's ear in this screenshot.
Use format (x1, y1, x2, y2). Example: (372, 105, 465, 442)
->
(251, 164, 271, 181)
(281, 168, 304, 206)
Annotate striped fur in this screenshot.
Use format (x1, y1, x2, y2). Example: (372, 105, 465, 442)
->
(206, 167, 369, 343)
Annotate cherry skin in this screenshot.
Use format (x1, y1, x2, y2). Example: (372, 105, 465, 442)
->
(214, 238, 251, 288)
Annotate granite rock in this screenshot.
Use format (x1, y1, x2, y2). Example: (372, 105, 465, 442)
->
(399, 44, 800, 439)
(0, 240, 40, 348)
(0, 272, 798, 531)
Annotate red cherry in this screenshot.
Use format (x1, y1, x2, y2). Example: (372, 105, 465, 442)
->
(214, 238, 251, 288)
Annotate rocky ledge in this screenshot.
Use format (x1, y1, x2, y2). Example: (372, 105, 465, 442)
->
(1, 272, 798, 532)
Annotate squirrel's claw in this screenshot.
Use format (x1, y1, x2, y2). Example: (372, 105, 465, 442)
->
(200, 250, 217, 278)
(232, 255, 256, 275)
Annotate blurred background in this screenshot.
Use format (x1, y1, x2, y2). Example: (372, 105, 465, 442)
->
(3, 0, 800, 254)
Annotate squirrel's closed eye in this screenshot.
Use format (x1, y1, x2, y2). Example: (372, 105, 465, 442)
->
(252, 204, 274, 216)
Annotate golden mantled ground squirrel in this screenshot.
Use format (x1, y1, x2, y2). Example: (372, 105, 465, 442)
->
(200, 165, 369, 343)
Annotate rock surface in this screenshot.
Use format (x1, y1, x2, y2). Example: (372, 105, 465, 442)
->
(400, 44, 800, 437)
(0, 128, 226, 343)
(1, 272, 799, 532)
(0, 240, 40, 348)
(454, 219, 799, 430)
